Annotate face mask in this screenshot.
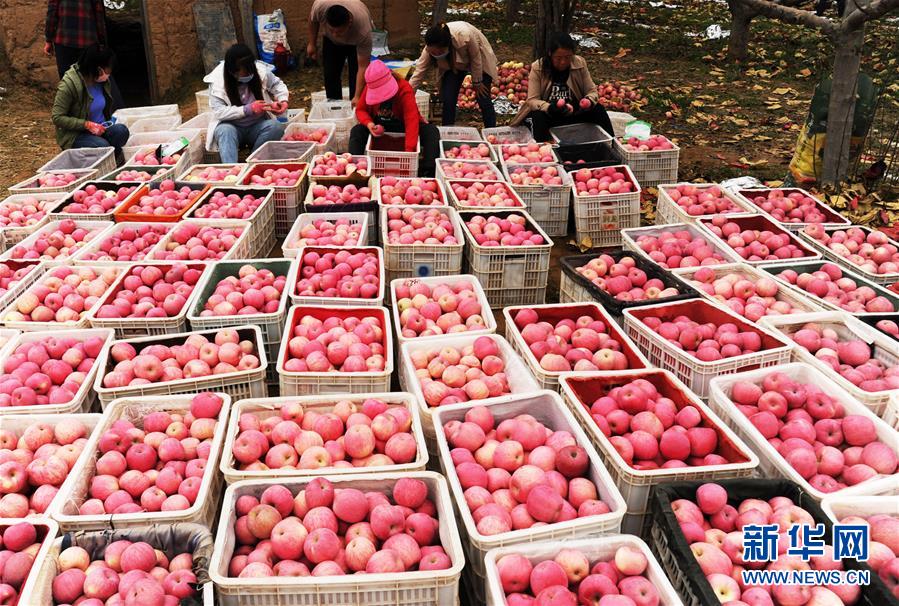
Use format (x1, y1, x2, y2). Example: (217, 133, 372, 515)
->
(430, 51, 449, 60)
(237, 74, 254, 84)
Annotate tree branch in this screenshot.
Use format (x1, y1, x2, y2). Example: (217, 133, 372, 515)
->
(730, 0, 839, 34)
(841, 0, 899, 30)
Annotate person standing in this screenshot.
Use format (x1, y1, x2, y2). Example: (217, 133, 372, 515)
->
(44, 0, 107, 79)
(409, 21, 498, 128)
(307, 0, 373, 105)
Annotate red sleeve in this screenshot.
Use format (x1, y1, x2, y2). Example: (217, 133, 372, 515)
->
(397, 81, 420, 152)
(355, 88, 374, 126)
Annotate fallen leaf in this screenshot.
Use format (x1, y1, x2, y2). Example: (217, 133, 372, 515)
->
(773, 87, 794, 95)
(739, 157, 768, 166)
(615, 48, 630, 59)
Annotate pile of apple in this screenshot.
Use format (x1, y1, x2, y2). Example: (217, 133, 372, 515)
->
(79, 224, 171, 262)
(831, 509, 899, 598)
(444, 404, 612, 536)
(100, 329, 261, 388)
(0, 195, 50, 228)
(288, 217, 364, 247)
(132, 147, 182, 166)
(443, 143, 492, 161)
(282, 313, 386, 374)
(664, 184, 744, 216)
(183, 165, 244, 184)
(199, 264, 286, 317)
(572, 167, 636, 197)
(0, 417, 93, 517)
(575, 255, 681, 303)
(595, 82, 645, 112)
(702, 216, 812, 262)
(511, 308, 632, 373)
(114, 168, 170, 182)
(296, 249, 381, 301)
(284, 127, 331, 143)
(93, 263, 203, 320)
(50, 540, 201, 604)
(437, 160, 501, 180)
(394, 278, 489, 339)
(0, 522, 45, 603)
(408, 336, 514, 407)
(246, 167, 304, 187)
(729, 370, 896, 492)
(450, 181, 522, 208)
(464, 214, 546, 247)
(7, 219, 107, 260)
(34, 172, 81, 188)
(151, 222, 245, 261)
(119, 180, 204, 217)
(773, 263, 895, 313)
(688, 267, 805, 321)
(61, 184, 137, 215)
(485, 132, 533, 146)
(192, 190, 267, 220)
(674, 482, 862, 606)
(378, 177, 443, 205)
(308, 183, 373, 206)
(0, 262, 39, 298)
(639, 312, 767, 362)
(788, 322, 899, 392)
(498, 143, 556, 164)
(507, 164, 565, 186)
(803, 225, 899, 276)
(310, 153, 369, 178)
(4, 266, 119, 324)
(495, 544, 664, 606)
(740, 189, 833, 224)
(471, 61, 529, 108)
(225, 477, 451, 577)
(620, 134, 675, 152)
(385, 207, 459, 245)
(230, 397, 418, 471)
(0, 331, 107, 408)
(634, 228, 731, 269)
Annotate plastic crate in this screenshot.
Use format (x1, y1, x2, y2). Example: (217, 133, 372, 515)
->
(621, 222, 744, 271)
(101, 164, 175, 183)
(437, 125, 483, 141)
(435, 158, 505, 187)
(87, 261, 210, 338)
(886, 393, 899, 430)
(432, 392, 627, 581)
(304, 179, 378, 244)
(307, 100, 356, 153)
(760, 311, 899, 415)
(247, 140, 316, 164)
(795, 224, 899, 286)
(291, 246, 385, 307)
(241, 162, 309, 239)
(113, 181, 209, 223)
(374, 177, 447, 207)
(52, 392, 230, 531)
(445, 179, 526, 212)
(623, 298, 794, 399)
(415, 89, 430, 118)
(502, 162, 571, 236)
(0, 518, 58, 605)
(439, 139, 498, 163)
(504, 302, 650, 391)
(822, 494, 899, 528)
(654, 182, 754, 225)
(698, 213, 823, 265)
(484, 535, 684, 606)
(380, 205, 464, 283)
(496, 144, 560, 170)
(0, 260, 44, 312)
(0, 328, 114, 415)
(608, 111, 636, 137)
(186, 186, 276, 257)
(283, 121, 337, 156)
(613, 137, 679, 188)
(365, 132, 420, 178)
(149, 218, 252, 262)
(126, 142, 194, 180)
(570, 164, 641, 248)
(218, 392, 429, 484)
(9, 168, 97, 195)
(69, 221, 171, 264)
(481, 125, 534, 145)
(39, 147, 116, 177)
(709, 362, 899, 500)
(123, 128, 203, 165)
(113, 103, 180, 127)
(177, 162, 249, 187)
(734, 187, 851, 231)
(282, 211, 369, 257)
(92, 325, 267, 408)
(310, 87, 350, 103)
(129, 114, 183, 133)
(195, 89, 210, 112)
(277, 305, 393, 396)
(458, 209, 554, 307)
(0, 193, 67, 246)
(45, 181, 142, 221)
(209, 472, 464, 606)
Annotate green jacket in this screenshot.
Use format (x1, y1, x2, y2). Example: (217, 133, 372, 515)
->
(51, 64, 115, 150)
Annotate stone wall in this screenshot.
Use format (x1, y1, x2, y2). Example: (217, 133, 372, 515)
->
(0, 0, 58, 86)
(143, 0, 204, 99)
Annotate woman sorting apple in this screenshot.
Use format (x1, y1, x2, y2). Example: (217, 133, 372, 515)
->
(510, 32, 615, 142)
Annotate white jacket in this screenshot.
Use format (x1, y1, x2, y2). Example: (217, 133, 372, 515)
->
(203, 60, 289, 151)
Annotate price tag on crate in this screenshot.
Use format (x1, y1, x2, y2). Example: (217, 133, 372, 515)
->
(503, 258, 526, 289)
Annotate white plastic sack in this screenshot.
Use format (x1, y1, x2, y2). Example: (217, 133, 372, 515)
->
(256, 9, 290, 64)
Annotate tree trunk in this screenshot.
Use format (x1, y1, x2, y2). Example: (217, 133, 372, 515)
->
(506, 0, 521, 23)
(432, 0, 448, 24)
(727, 1, 756, 61)
(533, 0, 578, 58)
(822, 26, 865, 185)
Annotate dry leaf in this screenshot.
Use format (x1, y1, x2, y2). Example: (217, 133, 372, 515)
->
(739, 157, 768, 166)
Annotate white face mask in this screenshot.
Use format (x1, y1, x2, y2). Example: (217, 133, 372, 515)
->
(430, 50, 449, 60)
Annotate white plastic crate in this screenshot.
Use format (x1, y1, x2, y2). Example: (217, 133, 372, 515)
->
(179, 111, 213, 152)
(0, 193, 67, 246)
(655, 182, 755, 225)
(0, 261, 44, 312)
(608, 111, 637, 137)
(247, 140, 316, 164)
(129, 114, 183, 133)
(310, 87, 350, 103)
(277, 305, 393, 396)
(821, 494, 899, 526)
(560, 370, 759, 534)
(87, 262, 211, 339)
(46, 181, 143, 222)
(481, 125, 534, 144)
(209, 472, 464, 606)
(503, 302, 650, 392)
(416, 89, 430, 118)
(559, 270, 597, 304)
(113, 104, 180, 127)
(123, 128, 203, 166)
(496, 144, 560, 170)
(458, 209, 554, 307)
(241, 162, 309, 239)
(760, 311, 899, 415)
(733, 187, 851, 231)
(39, 147, 116, 177)
(503, 162, 572, 236)
(886, 393, 899, 431)
(126, 143, 193, 181)
(698, 213, 824, 265)
(283, 121, 336, 156)
(0, 518, 59, 605)
(365, 133, 420, 178)
(432, 392, 627, 580)
(92, 325, 267, 408)
(0, 328, 114, 415)
(621, 222, 743, 271)
(218, 392, 429, 484)
(435, 158, 505, 187)
(437, 125, 483, 141)
(178, 162, 249, 186)
(623, 298, 794, 399)
(380, 205, 464, 283)
(282, 211, 369, 257)
(291, 245, 385, 307)
(439, 139, 498, 163)
(101, 164, 176, 184)
(795, 224, 899, 286)
(571, 165, 641, 248)
(484, 535, 684, 606)
(52, 392, 230, 531)
(445, 179, 526, 212)
(149, 218, 252, 263)
(374, 177, 447, 207)
(70, 221, 172, 265)
(709, 362, 899, 501)
(9, 168, 97, 195)
(196, 89, 210, 112)
(304, 178, 378, 244)
(308, 100, 357, 153)
(186, 186, 276, 258)
(613, 137, 679, 188)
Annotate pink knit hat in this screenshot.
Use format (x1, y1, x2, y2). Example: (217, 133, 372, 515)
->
(364, 60, 398, 105)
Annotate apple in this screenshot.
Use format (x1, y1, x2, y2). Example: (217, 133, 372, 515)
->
(378, 177, 444, 206)
(199, 264, 286, 317)
(384, 207, 459, 245)
(119, 180, 204, 216)
(309, 152, 369, 178)
(182, 165, 244, 184)
(192, 190, 269, 219)
(307, 183, 373, 206)
(572, 167, 636, 197)
(574, 253, 681, 303)
(288, 216, 365, 248)
(282, 311, 386, 374)
(393, 277, 489, 338)
(7, 219, 108, 260)
(295, 249, 381, 301)
(633, 227, 731, 269)
(770, 262, 895, 313)
(151, 221, 245, 261)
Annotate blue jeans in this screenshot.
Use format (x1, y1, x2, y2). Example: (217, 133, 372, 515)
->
(441, 71, 496, 128)
(214, 118, 285, 163)
(72, 123, 130, 152)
